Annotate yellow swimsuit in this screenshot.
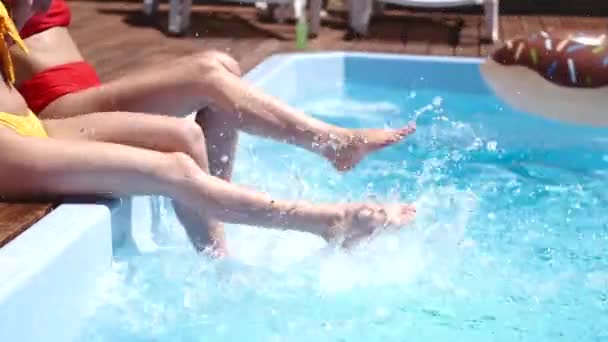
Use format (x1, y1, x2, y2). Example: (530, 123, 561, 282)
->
(0, 109, 47, 137)
(0, 2, 47, 138)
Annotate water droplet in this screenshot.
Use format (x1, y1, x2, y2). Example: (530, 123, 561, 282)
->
(183, 290, 193, 308)
(385, 237, 399, 252)
(432, 96, 443, 107)
(221, 155, 230, 163)
(461, 238, 476, 248)
(376, 307, 389, 318)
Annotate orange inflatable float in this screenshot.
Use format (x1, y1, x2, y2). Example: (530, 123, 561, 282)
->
(480, 31, 608, 126)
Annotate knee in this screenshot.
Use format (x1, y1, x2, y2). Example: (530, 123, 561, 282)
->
(168, 152, 201, 180)
(174, 119, 207, 161)
(191, 50, 242, 77)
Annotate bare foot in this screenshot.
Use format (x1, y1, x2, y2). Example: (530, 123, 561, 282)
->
(322, 123, 416, 172)
(201, 240, 229, 259)
(324, 203, 416, 248)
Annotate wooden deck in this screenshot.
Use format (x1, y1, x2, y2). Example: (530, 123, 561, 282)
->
(0, 0, 605, 247)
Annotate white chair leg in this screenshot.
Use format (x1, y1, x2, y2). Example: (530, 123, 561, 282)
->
(143, 0, 159, 16)
(348, 0, 374, 35)
(309, 0, 322, 36)
(254, 1, 268, 12)
(484, 0, 499, 42)
(372, 0, 385, 17)
(168, 0, 192, 35)
(274, 4, 292, 24)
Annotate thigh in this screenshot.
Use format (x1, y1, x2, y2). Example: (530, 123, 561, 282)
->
(38, 51, 241, 120)
(42, 111, 208, 167)
(39, 75, 202, 120)
(38, 52, 225, 119)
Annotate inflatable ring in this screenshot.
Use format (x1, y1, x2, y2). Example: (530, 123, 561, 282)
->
(480, 30, 608, 126)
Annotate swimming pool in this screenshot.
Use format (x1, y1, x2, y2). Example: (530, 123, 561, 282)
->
(2, 52, 608, 341)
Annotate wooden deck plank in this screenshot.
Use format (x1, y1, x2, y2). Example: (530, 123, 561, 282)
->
(427, 12, 458, 57)
(576, 16, 606, 33)
(478, 18, 492, 57)
(558, 15, 589, 33)
(520, 14, 544, 35)
(400, 11, 432, 55)
(501, 15, 524, 40)
(0, 203, 55, 248)
(455, 15, 480, 57)
(539, 15, 562, 33)
(239, 39, 284, 71)
(2, 0, 607, 248)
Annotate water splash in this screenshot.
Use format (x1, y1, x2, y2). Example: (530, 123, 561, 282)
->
(76, 87, 608, 341)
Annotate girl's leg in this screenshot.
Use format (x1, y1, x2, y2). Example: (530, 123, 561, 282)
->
(0, 127, 415, 247)
(39, 51, 415, 172)
(195, 106, 238, 180)
(43, 112, 227, 254)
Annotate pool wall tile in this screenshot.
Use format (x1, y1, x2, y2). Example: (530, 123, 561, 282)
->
(245, 52, 346, 104)
(343, 53, 488, 94)
(243, 54, 299, 100)
(0, 204, 113, 342)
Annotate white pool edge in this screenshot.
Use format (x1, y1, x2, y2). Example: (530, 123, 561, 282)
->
(0, 203, 114, 342)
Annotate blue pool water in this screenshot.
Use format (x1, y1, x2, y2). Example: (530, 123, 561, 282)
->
(76, 81, 608, 341)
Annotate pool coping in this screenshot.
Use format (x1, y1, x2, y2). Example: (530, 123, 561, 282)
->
(245, 51, 485, 82)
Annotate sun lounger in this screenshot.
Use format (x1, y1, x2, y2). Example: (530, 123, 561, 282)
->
(347, 0, 499, 42)
(143, 0, 323, 37)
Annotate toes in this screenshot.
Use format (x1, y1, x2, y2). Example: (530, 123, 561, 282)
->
(399, 205, 417, 224)
(383, 124, 416, 143)
(398, 122, 416, 136)
(401, 204, 416, 214)
(343, 235, 369, 249)
(336, 163, 355, 172)
(379, 139, 398, 146)
(383, 205, 416, 227)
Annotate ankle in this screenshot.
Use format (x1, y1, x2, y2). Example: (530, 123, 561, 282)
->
(321, 207, 348, 242)
(315, 130, 356, 162)
(312, 127, 348, 149)
(310, 204, 345, 239)
(285, 201, 344, 238)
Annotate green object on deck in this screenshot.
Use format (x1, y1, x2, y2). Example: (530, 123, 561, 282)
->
(296, 21, 308, 49)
